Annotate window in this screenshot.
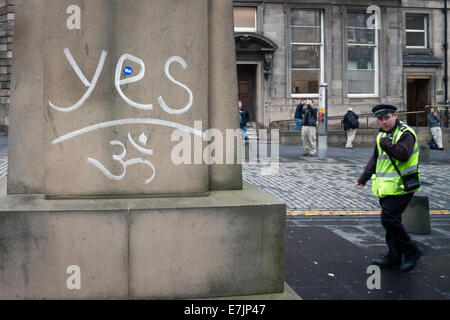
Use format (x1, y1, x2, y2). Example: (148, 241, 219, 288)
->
(347, 11, 378, 96)
(290, 9, 324, 96)
(234, 7, 257, 32)
(406, 14, 428, 48)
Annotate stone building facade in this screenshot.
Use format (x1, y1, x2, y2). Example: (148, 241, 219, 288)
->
(0, 1, 448, 132)
(233, 0, 449, 130)
(0, 0, 13, 133)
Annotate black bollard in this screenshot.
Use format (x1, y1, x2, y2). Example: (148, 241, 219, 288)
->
(403, 192, 431, 235)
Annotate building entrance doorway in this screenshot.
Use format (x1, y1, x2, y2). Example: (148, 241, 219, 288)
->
(407, 77, 430, 127)
(237, 64, 256, 122)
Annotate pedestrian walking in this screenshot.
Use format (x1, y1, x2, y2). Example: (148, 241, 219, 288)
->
(354, 104, 423, 272)
(428, 107, 444, 150)
(294, 99, 304, 131)
(301, 99, 318, 156)
(238, 101, 250, 141)
(343, 107, 359, 149)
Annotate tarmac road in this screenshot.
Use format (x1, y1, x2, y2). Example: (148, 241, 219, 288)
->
(286, 215, 450, 300)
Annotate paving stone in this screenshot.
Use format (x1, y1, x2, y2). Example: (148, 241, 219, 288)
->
(242, 146, 450, 211)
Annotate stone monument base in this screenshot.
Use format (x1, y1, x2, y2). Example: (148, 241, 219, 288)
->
(0, 179, 285, 300)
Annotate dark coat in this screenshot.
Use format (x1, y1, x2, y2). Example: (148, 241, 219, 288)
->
(239, 108, 250, 126)
(343, 111, 359, 130)
(294, 104, 303, 119)
(302, 105, 318, 126)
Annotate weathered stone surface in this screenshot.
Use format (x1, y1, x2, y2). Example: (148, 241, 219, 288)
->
(128, 185, 285, 299)
(0, 180, 286, 299)
(8, 0, 241, 196)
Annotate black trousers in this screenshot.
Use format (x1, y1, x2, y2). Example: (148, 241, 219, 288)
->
(379, 193, 417, 262)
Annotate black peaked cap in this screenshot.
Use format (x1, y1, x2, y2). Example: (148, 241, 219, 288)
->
(372, 104, 397, 117)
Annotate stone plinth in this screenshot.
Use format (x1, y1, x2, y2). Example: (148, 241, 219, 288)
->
(0, 180, 286, 299)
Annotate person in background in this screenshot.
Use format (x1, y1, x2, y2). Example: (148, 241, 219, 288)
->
(294, 99, 305, 131)
(301, 99, 318, 156)
(343, 107, 359, 149)
(428, 107, 444, 150)
(238, 100, 250, 141)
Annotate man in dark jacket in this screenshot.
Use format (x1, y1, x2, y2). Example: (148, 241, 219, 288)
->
(301, 99, 318, 156)
(238, 101, 250, 141)
(294, 99, 304, 131)
(343, 107, 359, 149)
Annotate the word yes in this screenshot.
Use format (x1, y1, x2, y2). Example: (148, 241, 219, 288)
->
(49, 49, 193, 116)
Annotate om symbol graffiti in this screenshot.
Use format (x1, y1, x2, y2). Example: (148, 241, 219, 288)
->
(87, 133, 156, 185)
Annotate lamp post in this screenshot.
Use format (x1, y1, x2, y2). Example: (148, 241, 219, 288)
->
(318, 84, 328, 160)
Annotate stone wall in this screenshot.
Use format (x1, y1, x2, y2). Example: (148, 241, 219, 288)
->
(0, 0, 13, 133)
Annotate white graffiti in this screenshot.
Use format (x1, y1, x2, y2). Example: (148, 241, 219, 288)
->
(115, 53, 153, 110)
(87, 134, 156, 184)
(49, 49, 194, 114)
(51, 118, 206, 145)
(157, 56, 193, 115)
(128, 132, 153, 156)
(49, 49, 107, 112)
(49, 47, 201, 187)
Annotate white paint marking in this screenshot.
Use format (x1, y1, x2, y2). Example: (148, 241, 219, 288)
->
(158, 56, 193, 115)
(115, 53, 153, 110)
(139, 133, 148, 145)
(49, 49, 107, 113)
(87, 140, 156, 184)
(87, 157, 126, 181)
(51, 118, 206, 145)
(128, 132, 153, 155)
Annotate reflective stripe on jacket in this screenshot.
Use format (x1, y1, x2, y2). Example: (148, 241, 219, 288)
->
(371, 122, 421, 198)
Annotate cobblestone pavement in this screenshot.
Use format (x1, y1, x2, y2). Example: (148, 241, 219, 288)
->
(0, 158, 6, 182)
(243, 145, 450, 211)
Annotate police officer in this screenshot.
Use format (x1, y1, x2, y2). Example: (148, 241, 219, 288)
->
(354, 104, 423, 272)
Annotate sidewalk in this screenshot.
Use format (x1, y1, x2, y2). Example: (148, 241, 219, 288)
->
(286, 215, 450, 300)
(243, 145, 450, 211)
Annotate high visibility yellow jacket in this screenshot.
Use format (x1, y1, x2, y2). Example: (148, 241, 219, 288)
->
(371, 122, 421, 198)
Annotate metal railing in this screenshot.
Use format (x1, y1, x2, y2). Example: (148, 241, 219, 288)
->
(270, 106, 450, 131)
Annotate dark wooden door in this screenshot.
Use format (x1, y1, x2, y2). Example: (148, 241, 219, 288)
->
(407, 79, 429, 126)
(237, 65, 256, 121)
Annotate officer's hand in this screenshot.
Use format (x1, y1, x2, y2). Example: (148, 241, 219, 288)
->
(380, 136, 393, 149)
(354, 182, 363, 189)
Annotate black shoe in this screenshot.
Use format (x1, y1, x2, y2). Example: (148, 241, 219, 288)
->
(371, 255, 401, 270)
(438, 148, 444, 151)
(400, 247, 424, 272)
